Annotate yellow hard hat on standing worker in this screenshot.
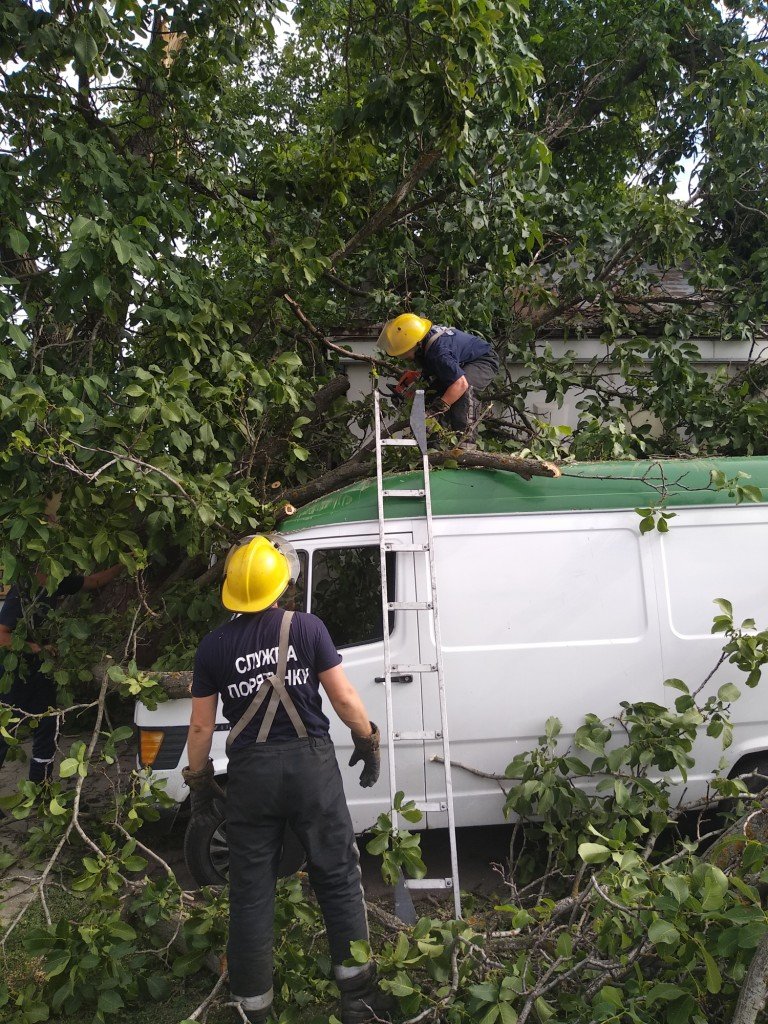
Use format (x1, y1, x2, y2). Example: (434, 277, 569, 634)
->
(221, 535, 299, 613)
(377, 313, 432, 357)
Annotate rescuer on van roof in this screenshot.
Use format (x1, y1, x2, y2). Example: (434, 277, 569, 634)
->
(182, 534, 394, 1024)
(378, 313, 500, 446)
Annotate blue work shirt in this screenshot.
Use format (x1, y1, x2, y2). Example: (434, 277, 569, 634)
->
(418, 327, 495, 389)
(192, 608, 342, 748)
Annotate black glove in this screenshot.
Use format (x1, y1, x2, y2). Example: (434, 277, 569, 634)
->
(349, 723, 381, 788)
(426, 398, 451, 418)
(182, 759, 226, 819)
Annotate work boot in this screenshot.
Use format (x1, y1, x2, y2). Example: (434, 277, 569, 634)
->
(337, 963, 396, 1024)
(243, 1011, 271, 1024)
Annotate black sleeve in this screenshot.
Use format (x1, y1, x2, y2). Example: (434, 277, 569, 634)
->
(0, 586, 22, 630)
(55, 575, 85, 597)
(192, 639, 220, 698)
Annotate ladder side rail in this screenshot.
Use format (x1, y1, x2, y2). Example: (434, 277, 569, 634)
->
(421, 446, 463, 920)
(373, 389, 398, 807)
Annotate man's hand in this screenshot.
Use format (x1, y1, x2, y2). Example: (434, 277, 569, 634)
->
(426, 398, 451, 417)
(182, 759, 225, 820)
(349, 722, 381, 788)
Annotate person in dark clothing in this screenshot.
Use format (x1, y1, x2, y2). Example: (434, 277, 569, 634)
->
(183, 534, 393, 1024)
(378, 312, 500, 444)
(0, 564, 123, 786)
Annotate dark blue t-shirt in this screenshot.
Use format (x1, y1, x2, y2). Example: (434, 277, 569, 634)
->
(192, 608, 342, 748)
(419, 327, 495, 388)
(0, 576, 84, 687)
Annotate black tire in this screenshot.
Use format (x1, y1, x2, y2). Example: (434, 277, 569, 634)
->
(184, 805, 306, 887)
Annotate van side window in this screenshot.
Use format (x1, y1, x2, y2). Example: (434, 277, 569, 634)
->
(311, 547, 395, 649)
(278, 550, 308, 613)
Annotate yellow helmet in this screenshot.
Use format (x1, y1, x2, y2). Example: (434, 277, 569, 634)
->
(377, 313, 432, 357)
(221, 535, 294, 613)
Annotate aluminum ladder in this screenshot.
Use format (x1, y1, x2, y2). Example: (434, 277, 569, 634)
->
(373, 386, 462, 921)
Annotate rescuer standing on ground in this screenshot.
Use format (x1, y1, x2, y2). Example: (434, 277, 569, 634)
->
(378, 312, 500, 446)
(0, 525, 123, 797)
(183, 535, 394, 1024)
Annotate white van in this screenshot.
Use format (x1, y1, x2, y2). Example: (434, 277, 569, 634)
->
(135, 456, 768, 878)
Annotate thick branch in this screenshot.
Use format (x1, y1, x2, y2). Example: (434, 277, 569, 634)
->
(277, 451, 559, 515)
(731, 932, 768, 1024)
(330, 148, 441, 263)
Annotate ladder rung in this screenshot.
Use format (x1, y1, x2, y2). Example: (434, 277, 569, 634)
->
(381, 489, 426, 498)
(391, 663, 437, 673)
(388, 601, 432, 611)
(405, 877, 453, 890)
(393, 730, 441, 741)
(413, 800, 448, 813)
(381, 439, 419, 447)
(384, 542, 429, 552)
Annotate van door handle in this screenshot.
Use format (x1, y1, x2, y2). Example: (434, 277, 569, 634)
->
(374, 674, 413, 684)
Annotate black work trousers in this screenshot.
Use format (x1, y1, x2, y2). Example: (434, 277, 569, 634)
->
(226, 735, 369, 1008)
(0, 672, 58, 783)
(448, 353, 500, 438)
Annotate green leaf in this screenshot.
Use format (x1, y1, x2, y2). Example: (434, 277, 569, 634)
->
(578, 842, 611, 864)
(349, 939, 371, 963)
(664, 678, 689, 693)
(394, 931, 410, 961)
(7, 227, 29, 254)
(648, 919, 680, 946)
(94, 274, 111, 300)
(112, 237, 131, 264)
(146, 974, 171, 1000)
(662, 875, 690, 904)
(406, 99, 426, 126)
(534, 996, 555, 1022)
(646, 983, 687, 1004)
(701, 946, 722, 994)
(48, 797, 67, 815)
(717, 683, 741, 702)
(74, 32, 99, 67)
(470, 982, 498, 1004)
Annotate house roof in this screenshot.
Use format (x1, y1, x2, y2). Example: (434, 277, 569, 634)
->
(283, 456, 768, 532)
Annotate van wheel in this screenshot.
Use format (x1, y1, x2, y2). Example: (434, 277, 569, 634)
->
(183, 807, 306, 887)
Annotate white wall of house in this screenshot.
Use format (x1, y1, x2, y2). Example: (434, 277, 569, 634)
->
(333, 333, 766, 432)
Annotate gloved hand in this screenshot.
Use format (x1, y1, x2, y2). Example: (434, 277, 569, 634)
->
(349, 722, 381, 788)
(426, 398, 451, 418)
(182, 759, 226, 820)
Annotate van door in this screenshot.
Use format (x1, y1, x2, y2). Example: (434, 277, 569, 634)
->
(304, 533, 425, 833)
(651, 506, 768, 798)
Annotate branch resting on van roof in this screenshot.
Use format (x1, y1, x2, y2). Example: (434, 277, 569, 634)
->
(277, 451, 560, 518)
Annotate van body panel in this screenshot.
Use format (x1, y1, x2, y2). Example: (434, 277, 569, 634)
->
(414, 511, 664, 827)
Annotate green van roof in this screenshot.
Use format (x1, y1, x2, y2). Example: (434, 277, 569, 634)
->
(283, 457, 768, 533)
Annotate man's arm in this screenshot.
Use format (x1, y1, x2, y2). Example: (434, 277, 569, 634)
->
(0, 622, 42, 654)
(319, 665, 373, 738)
(82, 564, 124, 592)
(440, 375, 469, 407)
(187, 695, 218, 771)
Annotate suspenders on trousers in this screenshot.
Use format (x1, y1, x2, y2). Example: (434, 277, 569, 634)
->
(226, 611, 307, 750)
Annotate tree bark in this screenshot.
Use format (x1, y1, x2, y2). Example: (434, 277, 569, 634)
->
(731, 932, 768, 1024)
